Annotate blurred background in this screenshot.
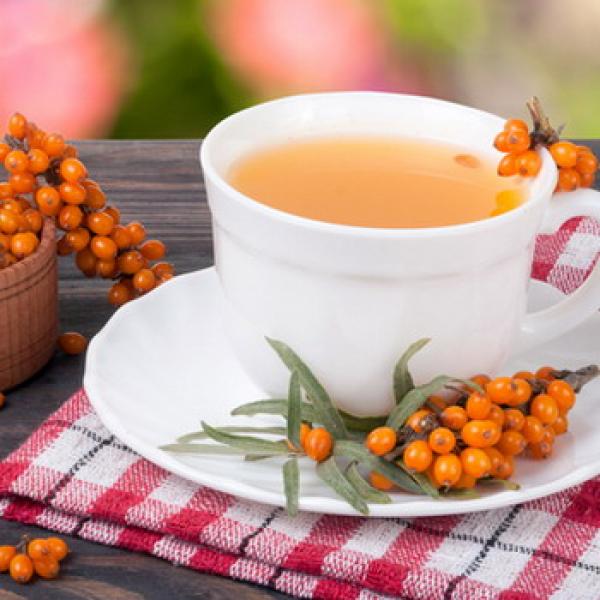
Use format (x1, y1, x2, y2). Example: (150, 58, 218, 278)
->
(1, 0, 598, 139)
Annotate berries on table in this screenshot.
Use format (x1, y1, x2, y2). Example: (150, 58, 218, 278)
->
(57, 332, 88, 356)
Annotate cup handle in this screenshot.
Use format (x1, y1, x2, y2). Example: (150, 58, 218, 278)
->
(517, 188, 600, 353)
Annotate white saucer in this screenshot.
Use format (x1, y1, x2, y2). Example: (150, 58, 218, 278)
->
(84, 268, 600, 517)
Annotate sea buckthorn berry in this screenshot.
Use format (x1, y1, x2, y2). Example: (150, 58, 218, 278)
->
(140, 239, 166, 261)
(105, 205, 121, 224)
(530, 394, 559, 425)
(58, 332, 88, 355)
(366, 426, 397, 456)
(529, 428, 554, 459)
(26, 124, 46, 150)
(10, 232, 38, 258)
(57, 235, 73, 256)
(76, 247, 98, 277)
(3, 199, 23, 214)
(60, 157, 87, 182)
(516, 150, 542, 177)
(65, 227, 90, 252)
(522, 416, 545, 444)
(546, 380, 576, 413)
(132, 268, 156, 293)
(97, 258, 117, 279)
(0, 182, 13, 199)
(0, 143, 9, 162)
(369, 471, 394, 491)
(428, 427, 456, 455)
(496, 430, 527, 456)
(503, 409, 525, 431)
(433, 454, 462, 487)
(36, 186, 62, 216)
(111, 225, 132, 250)
(504, 130, 530, 154)
(0, 546, 16, 572)
(403, 440, 433, 472)
(8, 112, 27, 139)
(84, 183, 107, 210)
(33, 558, 60, 579)
(504, 118, 529, 133)
(299, 423, 312, 449)
(9, 172, 35, 194)
(460, 447, 491, 478)
(575, 149, 598, 175)
(453, 472, 477, 490)
(59, 181, 87, 204)
(0, 209, 19, 234)
(483, 447, 504, 473)
(108, 280, 133, 306)
(26, 149, 49, 175)
(510, 378, 532, 406)
(580, 172, 596, 188)
(58, 205, 83, 231)
(91, 235, 118, 260)
(493, 454, 514, 479)
(44, 133, 66, 157)
(513, 370, 534, 380)
(494, 131, 511, 152)
(556, 167, 580, 192)
(552, 414, 568, 435)
(63, 144, 78, 158)
(486, 377, 516, 405)
(549, 141, 578, 168)
(441, 405, 468, 430)
(23, 209, 42, 233)
(304, 427, 333, 462)
(27, 539, 51, 561)
(88, 211, 115, 236)
(126, 221, 146, 245)
(461, 420, 501, 448)
(535, 366, 555, 381)
(118, 250, 145, 275)
(466, 391, 492, 420)
(497, 153, 518, 176)
(4, 150, 29, 174)
(10, 554, 34, 584)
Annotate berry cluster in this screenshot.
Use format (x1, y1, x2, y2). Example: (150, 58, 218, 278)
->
(0, 535, 68, 584)
(494, 98, 598, 192)
(0, 112, 174, 307)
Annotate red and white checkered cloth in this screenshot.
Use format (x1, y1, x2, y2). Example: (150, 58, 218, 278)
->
(0, 217, 599, 600)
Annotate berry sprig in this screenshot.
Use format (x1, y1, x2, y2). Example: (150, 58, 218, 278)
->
(0, 112, 175, 307)
(494, 97, 599, 192)
(0, 535, 69, 584)
(163, 338, 599, 514)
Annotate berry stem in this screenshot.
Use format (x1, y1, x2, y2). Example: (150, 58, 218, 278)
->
(552, 364, 599, 393)
(527, 96, 560, 146)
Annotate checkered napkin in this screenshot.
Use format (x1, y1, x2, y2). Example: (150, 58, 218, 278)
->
(0, 217, 599, 600)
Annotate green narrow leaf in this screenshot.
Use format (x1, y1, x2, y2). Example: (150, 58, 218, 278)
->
(177, 426, 287, 443)
(338, 411, 387, 432)
(231, 399, 317, 423)
(266, 338, 348, 439)
(479, 478, 520, 491)
(287, 371, 302, 448)
(201, 422, 291, 454)
(442, 488, 481, 499)
(393, 338, 431, 404)
(333, 440, 431, 496)
(244, 454, 277, 462)
(345, 462, 392, 504)
(386, 375, 452, 430)
(316, 457, 369, 515)
(160, 444, 254, 455)
(283, 456, 300, 516)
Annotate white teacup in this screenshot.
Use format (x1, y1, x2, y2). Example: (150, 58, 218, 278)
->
(201, 92, 600, 417)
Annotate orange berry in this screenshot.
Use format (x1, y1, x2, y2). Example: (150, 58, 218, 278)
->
(126, 221, 146, 245)
(26, 124, 47, 150)
(108, 280, 134, 306)
(8, 113, 27, 139)
(75, 247, 98, 277)
(546, 380, 576, 414)
(35, 186, 62, 216)
(497, 153, 518, 176)
(63, 144, 79, 158)
(118, 250, 145, 275)
(494, 131, 511, 152)
(556, 167, 580, 192)
(105, 205, 121, 224)
(58, 332, 88, 355)
(27, 539, 51, 561)
(4, 150, 29, 174)
(504, 118, 529, 133)
(530, 394, 559, 425)
(97, 258, 117, 279)
(535, 366, 555, 381)
(441, 405, 468, 430)
(44, 133, 66, 158)
(369, 471, 394, 491)
(132, 268, 157, 293)
(504, 130, 530, 154)
(26, 148, 49, 174)
(111, 225, 132, 250)
(403, 440, 433, 472)
(365, 426, 397, 456)
(88, 211, 115, 236)
(58, 205, 83, 231)
(23, 209, 43, 233)
(552, 414, 568, 435)
(466, 391, 492, 420)
(152, 261, 175, 278)
(516, 150, 542, 177)
(303, 427, 333, 462)
(549, 141, 577, 168)
(299, 423, 312, 449)
(0, 546, 16, 572)
(496, 430, 527, 456)
(140, 239, 166, 261)
(406, 408, 433, 433)
(0, 143, 9, 162)
(9, 554, 34, 584)
(483, 447, 504, 474)
(460, 447, 491, 478)
(10, 232, 39, 258)
(60, 157, 87, 182)
(0, 182, 13, 199)
(0, 209, 19, 234)
(433, 454, 462, 487)
(83, 182, 107, 210)
(59, 181, 87, 204)
(65, 227, 90, 252)
(522, 415, 545, 444)
(33, 558, 60, 579)
(9, 172, 35, 194)
(90, 235, 118, 260)
(486, 377, 516, 405)
(453, 472, 477, 489)
(580, 172, 596, 188)
(493, 454, 514, 479)
(461, 420, 501, 448)
(575, 150, 598, 175)
(428, 427, 456, 455)
(57, 235, 73, 256)
(503, 409, 525, 432)
(509, 378, 532, 406)
(513, 370, 534, 380)
(529, 428, 555, 459)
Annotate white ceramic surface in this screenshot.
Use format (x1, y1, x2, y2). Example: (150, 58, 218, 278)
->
(84, 268, 600, 518)
(201, 92, 600, 416)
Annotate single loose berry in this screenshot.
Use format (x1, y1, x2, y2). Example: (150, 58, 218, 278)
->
(0, 546, 16, 572)
(9, 554, 34, 584)
(57, 332, 88, 355)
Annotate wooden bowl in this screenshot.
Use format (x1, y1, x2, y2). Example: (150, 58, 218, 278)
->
(0, 220, 58, 391)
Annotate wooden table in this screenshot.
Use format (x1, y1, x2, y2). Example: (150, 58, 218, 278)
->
(0, 141, 287, 599)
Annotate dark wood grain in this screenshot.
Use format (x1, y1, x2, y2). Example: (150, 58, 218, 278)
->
(0, 141, 287, 599)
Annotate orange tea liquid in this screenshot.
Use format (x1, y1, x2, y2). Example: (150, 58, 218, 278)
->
(228, 137, 525, 228)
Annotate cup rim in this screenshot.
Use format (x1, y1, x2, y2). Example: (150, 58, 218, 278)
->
(200, 91, 558, 239)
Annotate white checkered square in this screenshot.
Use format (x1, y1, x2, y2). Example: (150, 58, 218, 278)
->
(343, 519, 405, 558)
(470, 546, 530, 588)
(269, 510, 321, 540)
(499, 509, 559, 548)
(148, 473, 198, 507)
(153, 535, 198, 566)
(223, 499, 275, 528)
(425, 535, 483, 576)
(35, 428, 99, 473)
(554, 233, 600, 270)
(75, 444, 138, 487)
